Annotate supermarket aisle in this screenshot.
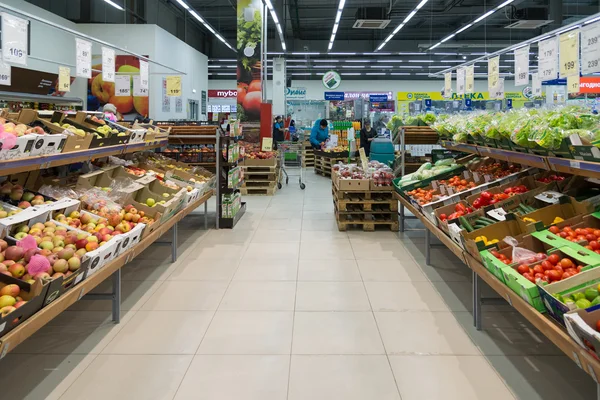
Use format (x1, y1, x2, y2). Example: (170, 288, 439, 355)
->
(0, 173, 597, 400)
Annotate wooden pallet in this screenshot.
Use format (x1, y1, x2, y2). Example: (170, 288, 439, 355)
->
(243, 180, 277, 188)
(335, 213, 399, 232)
(314, 168, 331, 177)
(332, 187, 395, 201)
(243, 173, 277, 181)
(333, 195, 398, 212)
(241, 165, 278, 174)
(241, 186, 277, 195)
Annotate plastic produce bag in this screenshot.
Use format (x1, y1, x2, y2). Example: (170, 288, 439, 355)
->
(37, 184, 79, 200)
(504, 236, 547, 264)
(79, 187, 123, 213)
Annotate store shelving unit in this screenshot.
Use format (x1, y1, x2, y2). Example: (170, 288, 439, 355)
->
(215, 134, 246, 229)
(156, 122, 218, 171)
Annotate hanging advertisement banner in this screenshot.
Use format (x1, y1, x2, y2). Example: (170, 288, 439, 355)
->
(444, 72, 452, 98)
(488, 56, 499, 92)
(237, 0, 263, 121)
(0, 63, 11, 86)
(139, 60, 149, 89)
(567, 75, 580, 94)
(538, 36, 558, 81)
(133, 75, 148, 97)
(75, 38, 92, 79)
(581, 21, 600, 75)
(559, 29, 580, 78)
(58, 66, 70, 92)
(102, 47, 115, 82)
(465, 65, 474, 93)
(456, 68, 465, 96)
(2, 13, 29, 66)
(115, 75, 131, 97)
(165, 76, 181, 97)
(514, 45, 530, 86)
(532, 72, 542, 97)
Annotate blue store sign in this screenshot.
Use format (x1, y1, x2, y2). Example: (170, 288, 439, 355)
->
(369, 94, 389, 102)
(324, 91, 345, 101)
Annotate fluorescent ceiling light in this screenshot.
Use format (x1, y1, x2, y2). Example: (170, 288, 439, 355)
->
(291, 73, 312, 75)
(330, 52, 357, 55)
(391, 72, 411, 75)
(376, 0, 428, 51)
(366, 72, 386, 75)
(429, 65, 453, 68)
(176, 0, 189, 10)
(433, 52, 459, 55)
(428, 0, 514, 51)
(215, 59, 236, 62)
(342, 65, 366, 68)
(104, 0, 124, 10)
(314, 65, 337, 68)
(371, 65, 394, 68)
(292, 52, 319, 55)
(408, 60, 434, 62)
(584, 16, 600, 25)
(415, 73, 431, 75)
(342, 73, 362, 75)
(376, 60, 403, 63)
(346, 59, 370, 63)
(364, 53, 391, 55)
(328, 0, 346, 51)
(314, 59, 340, 63)
(263, 0, 286, 51)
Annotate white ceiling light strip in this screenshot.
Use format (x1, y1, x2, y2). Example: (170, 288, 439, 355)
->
(264, 0, 287, 51)
(328, 0, 346, 51)
(428, 0, 514, 50)
(104, 0, 124, 10)
(376, 0, 428, 52)
(174, 0, 235, 51)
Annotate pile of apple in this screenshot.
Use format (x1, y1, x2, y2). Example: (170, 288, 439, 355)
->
(0, 182, 49, 209)
(0, 284, 27, 319)
(57, 208, 153, 236)
(0, 203, 21, 219)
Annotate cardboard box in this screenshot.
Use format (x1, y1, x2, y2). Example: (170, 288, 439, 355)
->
(241, 157, 277, 167)
(564, 306, 600, 360)
(39, 198, 80, 221)
(335, 177, 370, 192)
(517, 197, 595, 233)
(461, 216, 524, 261)
(0, 277, 46, 337)
(0, 206, 50, 238)
(0, 134, 39, 161)
(480, 247, 513, 283)
(125, 186, 183, 224)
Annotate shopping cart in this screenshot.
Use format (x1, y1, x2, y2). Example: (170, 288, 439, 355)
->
(277, 141, 305, 190)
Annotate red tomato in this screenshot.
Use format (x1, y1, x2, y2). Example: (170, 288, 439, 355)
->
(577, 235, 587, 241)
(586, 234, 597, 242)
(491, 250, 500, 258)
(517, 264, 530, 274)
(523, 273, 535, 283)
(559, 232, 568, 239)
(562, 272, 572, 280)
(575, 228, 585, 235)
(541, 261, 554, 271)
(560, 258, 574, 269)
(586, 245, 593, 250)
(534, 273, 545, 280)
(596, 320, 600, 332)
(594, 230, 600, 237)
(527, 257, 537, 264)
(577, 265, 584, 272)
(502, 260, 511, 265)
(547, 254, 560, 265)
(565, 268, 577, 274)
(591, 241, 600, 250)
(547, 270, 562, 281)
(587, 228, 596, 235)
(533, 265, 545, 275)
(553, 265, 564, 274)
(549, 226, 560, 234)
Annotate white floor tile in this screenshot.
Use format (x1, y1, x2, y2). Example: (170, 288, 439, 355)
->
(220, 281, 296, 311)
(141, 281, 228, 311)
(296, 282, 371, 311)
(298, 258, 361, 281)
(234, 257, 298, 281)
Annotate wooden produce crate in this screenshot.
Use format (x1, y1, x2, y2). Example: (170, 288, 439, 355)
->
(241, 164, 279, 196)
(332, 182, 398, 232)
(402, 126, 440, 145)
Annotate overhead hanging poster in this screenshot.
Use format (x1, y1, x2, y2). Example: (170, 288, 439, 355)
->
(75, 38, 92, 79)
(456, 68, 465, 96)
(532, 72, 542, 97)
(465, 65, 474, 93)
(237, 0, 263, 122)
(444, 72, 452, 98)
(162, 77, 170, 112)
(58, 66, 70, 92)
(538, 36, 558, 81)
(139, 59, 149, 89)
(581, 21, 600, 75)
(488, 56, 499, 92)
(133, 75, 148, 97)
(101, 47, 115, 82)
(115, 75, 131, 97)
(559, 29, 579, 78)
(2, 13, 29, 66)
(514, 45, 529, 86)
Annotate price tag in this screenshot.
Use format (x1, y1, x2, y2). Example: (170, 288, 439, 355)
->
(567, 75, 580, 94)
(488, 56, 500, 91)
(581, 21, 600, 74)
(1, 13, 28, 66)
(448, 223, 463, 244)
(0, 61, 11, 86)
(139, 59, 149, 89)
(444, 72, 452, 97)
(456, 68, 465, 95)
(133, 75, 148, 97)
(539, 36, 558, 81)
(115, 75, 131, 96)
(560, 29, 580, 78)
(262, 137, 273, 151)
(58, 66, 70, 92)
(74, 273, 84, 285)
(532, 72, 542, 97)
(492, 77, 505, 99)
(358, 147, 369, 170)
(569, 160, 581, 169)
(102, 46, 115, 82)
(487, 207, 507, 221)
(465, 65, 474, 93)
(514, 45, 530, 86)
(166, 75, 182, 97)
(75, 38, 92, 79)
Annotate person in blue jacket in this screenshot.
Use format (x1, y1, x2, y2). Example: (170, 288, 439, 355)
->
(310, 119, 329, 149)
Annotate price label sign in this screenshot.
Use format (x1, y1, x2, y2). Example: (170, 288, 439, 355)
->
(133, 75, 148, 97)
(102, 47, 115, 82)
(492, 77, 505, 99)
(539, 36, 558, 81)
(358, 147, 369, 170)
(115, 75, 131, 96)
(567, 74, 580, 94)
(0, 62, 12, 86)
(1, 13, 28, 66)
(514, 45, 530, 86)
(58, 66, 70, 92)
(560, 29, 579, 78)
(488, 56, 500, 91)
(581, 21, 600, 74)
(456, 67, 465, 95)
(166, 75, 181, 97)
(465, 65, 474, 93)
(75, 38, 92, 79)
(262, 137, 273, 151)
(444, 72, 452, 97)
(532, 72, 542, 97)
(139, 59, 149, 89)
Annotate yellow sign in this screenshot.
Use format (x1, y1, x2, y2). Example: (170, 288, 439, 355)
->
(166, 75, 182, 97)
(58, 66, 70, 92)
(397, 91, 532, 101)
(358, 147, 369, 169)
(262, 137, 273, 151)
(567, 75, 580, 93)
(560, 29, 579, 78)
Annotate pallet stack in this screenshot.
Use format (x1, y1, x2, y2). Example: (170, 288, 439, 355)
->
(332, 179, 398, 231)
(241, 163, 278, 195)
(302, 141, 314, 168)
(315, 155, 347, 177)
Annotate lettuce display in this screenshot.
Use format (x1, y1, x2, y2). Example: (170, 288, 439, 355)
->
(398, 158, 459, 186)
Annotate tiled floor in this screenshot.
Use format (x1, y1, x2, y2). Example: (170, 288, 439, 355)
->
(1, 172, 597, 399)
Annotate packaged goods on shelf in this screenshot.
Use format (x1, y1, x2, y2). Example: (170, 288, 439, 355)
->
(0, 278, 47, 337)
(221, 192, 241, 219)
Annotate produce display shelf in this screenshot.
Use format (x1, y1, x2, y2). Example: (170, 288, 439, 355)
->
(477, 146, 549, 170)
(547, 157, 600, 180)
(219, 202, 246, 229)
(0, 140, 167, 176)
(0, 190, 212, 358)
(394, 192, 600, 382)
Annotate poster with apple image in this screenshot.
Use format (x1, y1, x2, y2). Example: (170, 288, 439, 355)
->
(322, 70, 341, 90)
(237, 0, 263, 122)
(87, 54, 149, 119)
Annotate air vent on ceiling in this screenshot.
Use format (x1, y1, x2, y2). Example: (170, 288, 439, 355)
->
(505, 8, 553, 29)
(353, 7, 391, 29)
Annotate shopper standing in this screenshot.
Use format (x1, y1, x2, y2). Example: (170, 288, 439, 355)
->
(309, 119, 329, 150)
(359, 120, 378, 156)
(273, 115, 285, 149)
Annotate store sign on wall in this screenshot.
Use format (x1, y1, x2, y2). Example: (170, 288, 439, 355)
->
(369, 94, 389, 102)
(579, 77, 600, 93)
(324, 92, 345, 101)
(286, 87, 307, 99)
(397, 91, 533, 101)
(208, 89, 237, 98)
(345, 92, 393, 101)
(322, 70, 341, 89)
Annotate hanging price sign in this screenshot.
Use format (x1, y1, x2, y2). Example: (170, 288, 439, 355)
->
(115, 75, 131, 96)
(581, 21, 600, 75)
(456, 67, 465, 95)
(166, 75, 182, 96)
(488, 56, 500, 91)
(2, 13, 29, 66)
(539, 36, 558, 81)
(0, 63, 11, 86)
(514, 45, 530, 86)
(444, 72, 452, 97)
(465, 65, 474, 93)
(532, 72, 542, 97)
(567, 75, 580, 94)
(139, 60, 149, 89)
(75, 38, 92, 79)
(133, 75, 148, 97)
(102, 47, 115, 82)
(58, 66, 70, 92)
(559, 29, 579, 78)
(491, 77, 505, 99)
